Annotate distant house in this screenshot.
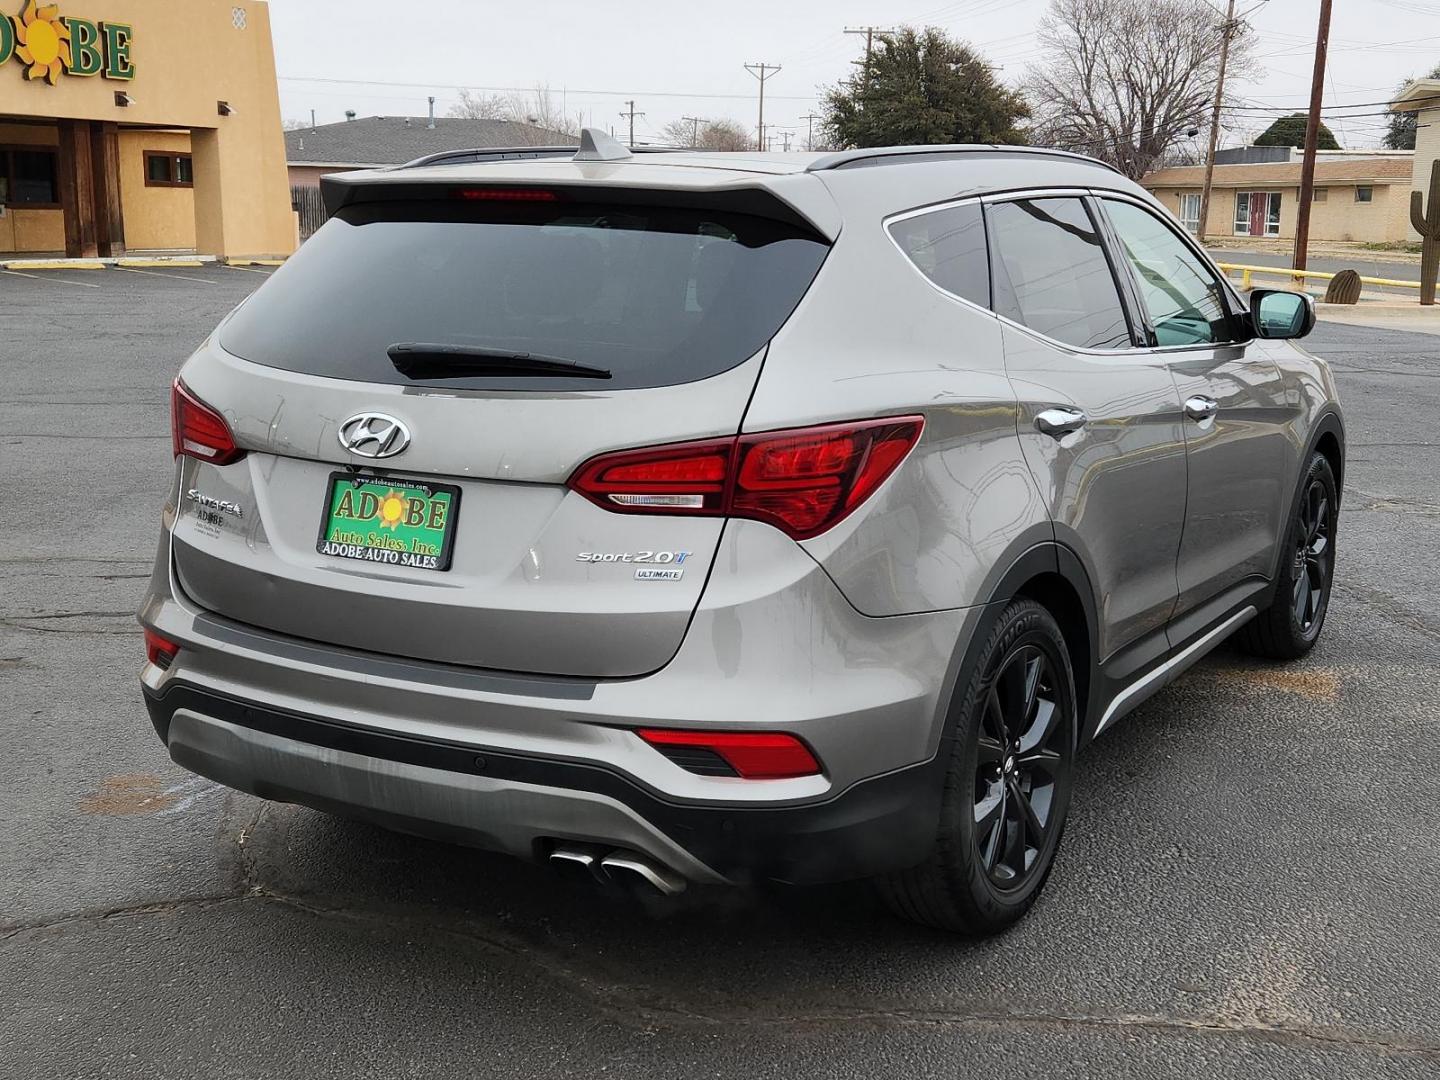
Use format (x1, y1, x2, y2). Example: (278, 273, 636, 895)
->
(1141, 152, 1415, 243)
(285, 115, 574, 188)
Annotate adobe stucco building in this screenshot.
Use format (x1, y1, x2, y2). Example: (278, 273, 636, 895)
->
(0, 0, 294, 258)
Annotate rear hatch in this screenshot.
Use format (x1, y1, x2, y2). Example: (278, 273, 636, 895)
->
(170, 184, 830, 677)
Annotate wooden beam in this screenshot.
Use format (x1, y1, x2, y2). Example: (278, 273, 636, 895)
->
(56, 121, 99, 258)
(89, 121, 125, 258)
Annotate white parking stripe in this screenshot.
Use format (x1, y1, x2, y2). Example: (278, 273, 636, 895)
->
(114, 265, 219, 285)
(0, 268, 102, 288)
(222, 264, 273, 275)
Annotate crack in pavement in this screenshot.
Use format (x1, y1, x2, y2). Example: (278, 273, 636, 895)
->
(3, 888, 1437, 1062)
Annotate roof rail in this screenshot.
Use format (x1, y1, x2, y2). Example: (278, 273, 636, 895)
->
(806, 144, 1121, 175)
(397, 142, 687, 171)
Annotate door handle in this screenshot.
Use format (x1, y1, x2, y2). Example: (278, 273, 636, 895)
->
(1184, 395, 1219, 422)
(1034, 407, 1088, 440)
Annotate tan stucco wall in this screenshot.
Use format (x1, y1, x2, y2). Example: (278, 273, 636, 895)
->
(0, 120, 61, 251)
(117, 128, 194, 249)
(1149, 184, 1407, 243)
(0, 0, 293, 257)
(1412, 106, 1440, 241)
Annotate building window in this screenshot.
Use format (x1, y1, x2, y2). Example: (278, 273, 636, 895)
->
(144, 151, 194, 188)
(0, 147, 60, 207)
(1234, 191, 1282, 237)
(1178, 192, 1201, 233)
(1312, 188, 1328, 203)
(1355, 185, 1373, 203)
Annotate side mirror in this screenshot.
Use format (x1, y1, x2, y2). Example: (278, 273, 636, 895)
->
(1249, 288, 1315, 340)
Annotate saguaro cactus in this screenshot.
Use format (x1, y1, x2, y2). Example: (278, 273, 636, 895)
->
(1413, 160, 1440, 307)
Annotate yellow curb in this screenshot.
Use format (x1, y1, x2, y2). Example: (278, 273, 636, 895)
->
(4, 259, 106, 270)
(118, 258, 205, 268)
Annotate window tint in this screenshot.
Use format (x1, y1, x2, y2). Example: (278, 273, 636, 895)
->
(220, 201, 830, 392)
(145, 153, 171, 183)
(987, 197, 1132, 350)
(888, 202, 989, 307)
(1102, 199, 1236, 347)
(9, 149, 58, 204)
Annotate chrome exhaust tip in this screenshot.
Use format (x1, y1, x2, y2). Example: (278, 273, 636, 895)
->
(599, 852, 686, 896)
(548, 845, 603, 883)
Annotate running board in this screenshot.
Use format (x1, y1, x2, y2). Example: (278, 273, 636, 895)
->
(1093, 606, 1257, 738)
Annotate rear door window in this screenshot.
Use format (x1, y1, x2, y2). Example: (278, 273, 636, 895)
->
(987, 197, 1134, 351)
(220, 200, 830, 392)
(888, 202, 990, 308)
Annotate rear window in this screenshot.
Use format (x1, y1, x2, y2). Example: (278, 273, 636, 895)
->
(220, 200, 830, 392)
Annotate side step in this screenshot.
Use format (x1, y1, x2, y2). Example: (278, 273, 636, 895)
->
(547, 844, 687, 896)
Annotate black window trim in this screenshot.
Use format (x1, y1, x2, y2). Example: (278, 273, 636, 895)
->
(1089, 189, 1255, 354)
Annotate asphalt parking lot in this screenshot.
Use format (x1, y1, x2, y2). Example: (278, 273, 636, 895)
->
(2, 267, 1437, 1079)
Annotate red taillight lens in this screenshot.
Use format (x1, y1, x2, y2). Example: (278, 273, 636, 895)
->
(171, 380, 244, 465)
(143, 627, 178, 669)
(637, 729, 822, 780)
(452, 187, 560, 201)
(568, 417, 923, 540)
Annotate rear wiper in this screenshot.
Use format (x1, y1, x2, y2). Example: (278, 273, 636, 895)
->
(387, 343, 612, 380)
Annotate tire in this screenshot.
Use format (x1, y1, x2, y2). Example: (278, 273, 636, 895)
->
(1236, 453, 1338, 661)
(877, 598, 1077, 935)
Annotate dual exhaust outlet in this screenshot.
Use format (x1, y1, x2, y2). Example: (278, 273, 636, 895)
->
(548, 844, 686, 896)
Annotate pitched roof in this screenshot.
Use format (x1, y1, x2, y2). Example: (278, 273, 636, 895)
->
(285, 116, 575, 167)
(1142, 156, 1414, 189)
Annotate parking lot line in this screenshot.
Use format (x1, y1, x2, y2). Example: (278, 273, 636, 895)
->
(0, 268, 101, 288)
(222, 264, 274, 275)
(114, 266, 219, 285)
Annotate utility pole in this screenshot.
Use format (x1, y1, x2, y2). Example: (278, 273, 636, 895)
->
(619, 100, 645, 149)
(844, 26, 894, 74)
(682, 115, 706, 148)
(778, 129, 793, 152)
(744, 62, 781, 152)
(1292, 0, 1332, 275)
(802, 111, 820, 152)
(1197, 0, 1237, 243)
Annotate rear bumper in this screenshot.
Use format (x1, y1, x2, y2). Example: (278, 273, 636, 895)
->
(144, 681, 944, 886)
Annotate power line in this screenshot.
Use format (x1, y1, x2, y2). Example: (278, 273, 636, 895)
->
(278, 74, 817, 103)
(681, 115, 706, 147)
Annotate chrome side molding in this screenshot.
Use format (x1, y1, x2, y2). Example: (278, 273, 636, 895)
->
(1094, 607, 1257, 738)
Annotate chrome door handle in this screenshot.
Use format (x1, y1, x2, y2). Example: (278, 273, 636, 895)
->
(1034, 407, 1088, 440)
(1184, 396, 1219, 422)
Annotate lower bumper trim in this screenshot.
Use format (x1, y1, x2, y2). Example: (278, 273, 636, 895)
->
(144, 682, 943, 886)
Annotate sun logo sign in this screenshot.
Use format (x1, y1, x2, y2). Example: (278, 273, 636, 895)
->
(0, 1, 134, 86)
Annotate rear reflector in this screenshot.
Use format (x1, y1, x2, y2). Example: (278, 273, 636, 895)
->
(171, 380, 244, 466)
(637, 729, 822, 780)
(452, 187, 560, 202)
(568, 417, 923, 541)
(144, 627, 178, 669)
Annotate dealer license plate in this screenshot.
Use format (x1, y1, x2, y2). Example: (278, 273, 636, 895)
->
(316, 473, 460, 572)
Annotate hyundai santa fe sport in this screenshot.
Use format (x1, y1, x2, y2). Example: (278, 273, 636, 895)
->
(139, 130, 1343, 934)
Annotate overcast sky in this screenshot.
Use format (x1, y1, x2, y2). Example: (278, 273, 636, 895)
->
(269, 0, 1440, 149)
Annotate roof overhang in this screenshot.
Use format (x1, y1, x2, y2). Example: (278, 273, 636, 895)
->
(1392, 79, 1440, 111)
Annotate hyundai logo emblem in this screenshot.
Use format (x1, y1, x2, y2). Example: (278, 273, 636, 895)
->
(338, 413, 411, 459)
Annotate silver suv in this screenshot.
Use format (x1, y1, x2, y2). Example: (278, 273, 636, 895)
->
(140, 132, 1343, 934)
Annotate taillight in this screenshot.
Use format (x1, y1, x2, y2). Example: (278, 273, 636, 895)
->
(171, 380, 244, 465)
(568, 417, 923, 541)
(637, 729, 822, 780)
(143, 627, 178, 669)
(452, 187, 560, 202)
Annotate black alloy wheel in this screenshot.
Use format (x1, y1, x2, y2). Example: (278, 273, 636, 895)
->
(877, 598, 1077, 935)
(1291, 476, 1332, 636)
(973, 644, 1068, 890)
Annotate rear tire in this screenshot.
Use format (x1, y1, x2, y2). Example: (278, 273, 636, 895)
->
(1236, 453, 1338, 661)
(877, 598, 1077, 935)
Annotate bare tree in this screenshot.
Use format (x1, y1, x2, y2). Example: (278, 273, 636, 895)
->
(446, 84, 578, 142)
(282, 118, 312, 131)
(658, 117, 750, 151)
(1024, 0, 1255, 180)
